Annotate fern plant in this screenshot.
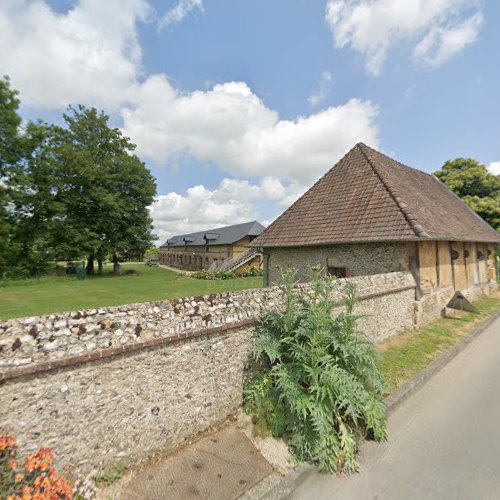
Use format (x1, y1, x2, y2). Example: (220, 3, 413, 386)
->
(244, 268, 387, 472)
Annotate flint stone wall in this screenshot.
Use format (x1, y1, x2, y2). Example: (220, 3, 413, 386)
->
(0, 272, 416, 474)
(265, 242, 408, 285)
(0, 272, 416, 372)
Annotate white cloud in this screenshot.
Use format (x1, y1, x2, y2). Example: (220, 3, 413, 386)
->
(0, 0, 381, 238)
(413, 12, 483, 67)
(150, 177, 303, 241)
(0, 0, 150, 109)
(159, 0, 203, 29)
(122, 75, 379, 185)
(308, 70, 333, 107)
(325, 0, 483, 75)
(488, 162, 500, 176)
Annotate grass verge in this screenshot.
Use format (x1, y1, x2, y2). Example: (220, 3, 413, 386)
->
(378, 294, 500, 394)
(0, 263, 262, 320)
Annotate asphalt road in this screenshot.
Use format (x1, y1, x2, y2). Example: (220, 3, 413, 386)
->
(289, 314, 500, 500)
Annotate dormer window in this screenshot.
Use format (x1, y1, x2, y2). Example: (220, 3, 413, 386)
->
(204, 233, 219, 242)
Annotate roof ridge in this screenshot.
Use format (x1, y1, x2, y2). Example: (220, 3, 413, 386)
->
(357, 144, 429, 238)
(360, 143, 436, 179)
(252, 144, 362, 243)
(432, 174, 499, 235)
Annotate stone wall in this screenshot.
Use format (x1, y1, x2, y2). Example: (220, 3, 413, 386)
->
(265, 242, 408, 285)
(0, 272, 416, 474)
(1, 325, 254, 477)
(413, 281, 499, 327)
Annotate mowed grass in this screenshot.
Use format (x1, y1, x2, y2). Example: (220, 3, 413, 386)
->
(0, 263, 262, 320)
(378, 294, 500, 394)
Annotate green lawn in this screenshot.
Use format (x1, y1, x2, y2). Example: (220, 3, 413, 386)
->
(378, 294, 500, 394)
(0, 263, 262, 320)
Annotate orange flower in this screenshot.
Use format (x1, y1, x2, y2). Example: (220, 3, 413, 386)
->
(8, 458, 17, 471)
(21, 485, 33, 498)
(15, 472, 24, 482)
(0, 435, 16, 451)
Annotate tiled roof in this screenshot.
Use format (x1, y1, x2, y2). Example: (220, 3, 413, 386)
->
(251, 143, 500, 248)
(160, 221, 265, 247)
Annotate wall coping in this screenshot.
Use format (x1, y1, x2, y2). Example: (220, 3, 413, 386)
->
(0, 272, 416, 381)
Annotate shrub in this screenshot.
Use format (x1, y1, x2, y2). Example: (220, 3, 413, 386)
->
(0, 435, 95, 499)
(235, 266, 263, 278)
(191, 269, 237, 280)
(1, 267, 32, 280)
(244, 269, 387, 473)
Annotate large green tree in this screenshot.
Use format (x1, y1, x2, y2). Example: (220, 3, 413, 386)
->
(0, 76, 33, 275)
(46, 105, 157, 274)
(434, 158, 500, 230)
(3, 84, 157, 277)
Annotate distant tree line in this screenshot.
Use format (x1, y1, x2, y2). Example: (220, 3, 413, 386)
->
(0, 76, 157, 278)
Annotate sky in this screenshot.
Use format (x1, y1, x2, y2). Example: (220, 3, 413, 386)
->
(1, 0, 499, 242)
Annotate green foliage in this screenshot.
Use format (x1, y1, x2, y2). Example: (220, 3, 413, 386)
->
(244, 269, 387, 472)
(191, 269, 237, 280)
(1, 79, 158, 277)
(236, 266, 263, 277)
(94, 462, 126, 486)
(144, 247, 160, 258)
(192, 266, 262, 280)
(434, 158, 500, 230)
(0, 76, 23, 275)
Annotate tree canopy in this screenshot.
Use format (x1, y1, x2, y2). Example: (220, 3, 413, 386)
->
(434, 158, 500, 231)
(0, 78, 157, 278)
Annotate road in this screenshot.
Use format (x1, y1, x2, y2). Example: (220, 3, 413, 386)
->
(289, 314, 500, 500)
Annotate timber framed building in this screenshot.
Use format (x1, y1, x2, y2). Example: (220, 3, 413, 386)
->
(160, 221, 265, 271)
(251, 143, 499, 316)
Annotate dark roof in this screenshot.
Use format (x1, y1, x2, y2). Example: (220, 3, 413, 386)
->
(252, 143, 500, 248)
(160, 221, 265, 247)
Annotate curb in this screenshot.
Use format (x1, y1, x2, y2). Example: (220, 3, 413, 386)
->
(243, 308, 500, 500)
(384, 308, 500, 413)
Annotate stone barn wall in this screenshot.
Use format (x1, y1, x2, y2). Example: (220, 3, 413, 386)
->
(264, 242, 408, 285)
(0, 272, 415, 475)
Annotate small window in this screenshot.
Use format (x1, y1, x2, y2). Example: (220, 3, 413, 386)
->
(327, 267, 351, 278)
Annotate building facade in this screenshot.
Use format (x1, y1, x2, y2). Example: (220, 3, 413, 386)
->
(160, 221, 265, 271)
(251, 143, 499, 313)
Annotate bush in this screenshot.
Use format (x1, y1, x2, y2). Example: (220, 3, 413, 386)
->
(235, 266, 263, 278)
(1, 266, 32, 280)
(0, 435, 96, 499)
(244, 269, 387, 473)
(191, 269, 237, 280)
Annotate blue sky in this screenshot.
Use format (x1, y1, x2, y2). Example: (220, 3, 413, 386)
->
(1, 0, 499, 241)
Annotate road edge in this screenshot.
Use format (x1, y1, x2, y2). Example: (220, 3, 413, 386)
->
(385, 309, 500, 413)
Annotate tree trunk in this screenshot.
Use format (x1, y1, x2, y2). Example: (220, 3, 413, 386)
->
(97, 258, 103, 275)
(112, 254, 121, 275)
(86, 254, 95, 275)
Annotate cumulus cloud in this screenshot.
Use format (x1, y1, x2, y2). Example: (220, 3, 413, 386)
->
(150, 177, 305, 241)
(0, 0, 150, 109)
(488, 162, 500, 175)
(325, 0, 484, 75)
(122, 75, 379, 185)
(0, 0, 381, 236)
(159, 0, 203, 29)
(308, 70, 333, 107)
